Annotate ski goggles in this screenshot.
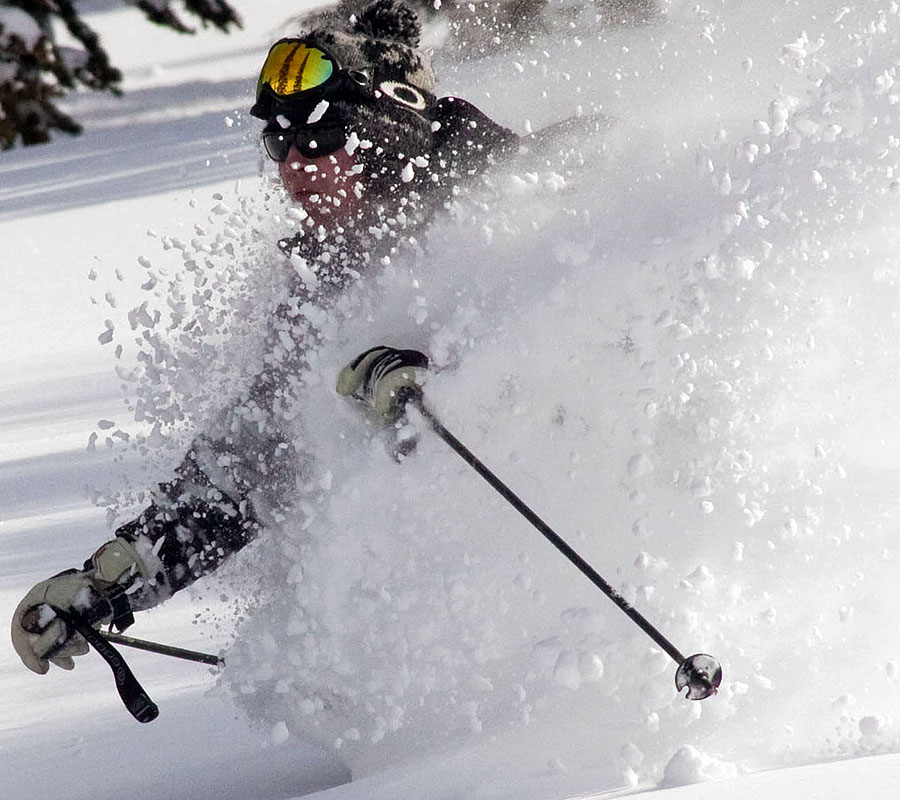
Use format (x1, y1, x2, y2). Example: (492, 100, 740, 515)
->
(251, 40, 371, 118)
(251, 39, 434, 120)
(261, 123, 348, 161)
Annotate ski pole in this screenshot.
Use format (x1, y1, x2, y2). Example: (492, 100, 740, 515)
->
(409, 395, 722, 701)
(43, 612, 221, 722)
(100, 630, 224, 667)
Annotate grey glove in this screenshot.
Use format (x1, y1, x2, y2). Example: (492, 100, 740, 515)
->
(336, 346, 429, 424)
(11, 537, 149, 675)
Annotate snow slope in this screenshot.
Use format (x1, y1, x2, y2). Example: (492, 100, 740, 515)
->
(4, 1, 900, 798)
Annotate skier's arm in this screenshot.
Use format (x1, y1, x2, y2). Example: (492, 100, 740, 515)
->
(11, 347, 298, 674)
(114, 349, 304, 605)
(112, 440, 262, 605)
(115, 300, 314, 609)
(10, 442, 264, 675)
(430, 96, 520, 178)
(10, 430, 287, 674)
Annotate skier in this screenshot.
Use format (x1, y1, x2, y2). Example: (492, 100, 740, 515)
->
(10, 0, 519, 676)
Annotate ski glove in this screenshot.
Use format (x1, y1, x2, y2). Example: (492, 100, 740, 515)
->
(11, 537, 149, 675)
(336, 346, 429, 424)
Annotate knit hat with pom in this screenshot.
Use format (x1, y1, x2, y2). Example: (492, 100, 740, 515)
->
(305, 0, 435, 96)
(251, 0, 437, 182)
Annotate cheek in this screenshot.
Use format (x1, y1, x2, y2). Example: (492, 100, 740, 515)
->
(278, 159, 303, 184)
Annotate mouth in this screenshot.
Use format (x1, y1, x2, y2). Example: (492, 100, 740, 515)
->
(288, 186, 318, 200)
(290, 186, 340, 207)
(278, 151, 363, 213)
(283, 169, 335, 200)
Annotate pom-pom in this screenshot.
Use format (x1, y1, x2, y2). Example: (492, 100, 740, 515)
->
(352, 0, 421, 46)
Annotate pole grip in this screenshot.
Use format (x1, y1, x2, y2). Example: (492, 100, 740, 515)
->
(61, 613, 159, 723)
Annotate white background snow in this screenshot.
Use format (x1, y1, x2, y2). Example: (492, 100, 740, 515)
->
(4, 0, 900, 797)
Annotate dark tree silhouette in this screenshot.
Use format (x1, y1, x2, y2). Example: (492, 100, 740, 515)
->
(0, 0, 241, 150)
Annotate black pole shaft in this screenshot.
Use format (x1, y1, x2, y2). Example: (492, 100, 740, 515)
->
(100, 631, 223, 667)
(412, 397, 686, 666)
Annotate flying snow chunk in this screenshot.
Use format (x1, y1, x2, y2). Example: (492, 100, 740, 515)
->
(345, 131, 361, 155)
(307, 100, 330, 125)
(579, 652, 604, 683)
(732, 256, 757, 280)
(290, 253, 318, 292)
(690, 476, 713, 498)
(553, 650, 581, 690)
(660, 745, 737, 787)
(718, 172, 733, 195)
(627, 453, 655, 478)
(98, 321, 114, 345)
(271, 721, 290, 745)
(859, 715, 888, 737)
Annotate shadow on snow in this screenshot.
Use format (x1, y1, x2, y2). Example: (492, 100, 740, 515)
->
(0, 77, 265, 221)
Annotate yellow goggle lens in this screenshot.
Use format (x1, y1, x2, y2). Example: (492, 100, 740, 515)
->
(257, 42, 335, 99)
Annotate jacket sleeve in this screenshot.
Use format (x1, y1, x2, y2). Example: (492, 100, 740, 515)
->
(109, 309, 306, 612)
(430, 96, 520, 180)
(112, 436, 267, 610)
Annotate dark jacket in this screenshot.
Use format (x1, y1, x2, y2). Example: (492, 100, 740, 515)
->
(105, 98, 518, 619)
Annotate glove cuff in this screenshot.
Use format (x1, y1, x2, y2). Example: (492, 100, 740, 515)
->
(102, 583, 134, 632)
(89, 538, 150, 632)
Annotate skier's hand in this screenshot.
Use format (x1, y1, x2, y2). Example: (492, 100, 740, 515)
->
(336, 346, 429, 423)
(11, 537, 148, 674)
(11, 570, 111, 674)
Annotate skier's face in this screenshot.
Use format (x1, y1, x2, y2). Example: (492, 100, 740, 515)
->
(278, 145, 366, 228)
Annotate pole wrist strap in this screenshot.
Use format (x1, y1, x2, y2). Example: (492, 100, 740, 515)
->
(105, 582, 135, 632)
